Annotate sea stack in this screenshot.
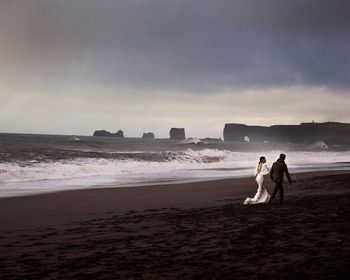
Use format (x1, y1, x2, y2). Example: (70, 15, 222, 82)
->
(93, 130, 124, 137)
(169, 128, 185, 140)
(113, 130, 124, 137)
(142, 132, 155, 139)
(93, 130, 113, 137)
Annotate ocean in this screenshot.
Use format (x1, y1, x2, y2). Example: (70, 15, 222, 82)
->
(1, 133, 350, 197)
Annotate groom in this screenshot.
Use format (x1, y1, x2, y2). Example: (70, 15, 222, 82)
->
(268, 153, 292, 204)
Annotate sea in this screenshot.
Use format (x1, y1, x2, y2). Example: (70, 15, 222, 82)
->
(0, 133, 350, 198)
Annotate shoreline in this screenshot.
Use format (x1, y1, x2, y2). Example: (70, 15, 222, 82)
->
(1, 165, 350, 200)
(0, 170, 349, 231)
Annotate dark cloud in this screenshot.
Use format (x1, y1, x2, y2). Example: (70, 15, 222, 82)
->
(0, 0, 349, 91)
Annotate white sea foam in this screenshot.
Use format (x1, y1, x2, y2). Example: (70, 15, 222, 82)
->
(0, 149, 349, 197)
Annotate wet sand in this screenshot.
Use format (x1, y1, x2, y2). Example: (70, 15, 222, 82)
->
(0, 171, 349, 279)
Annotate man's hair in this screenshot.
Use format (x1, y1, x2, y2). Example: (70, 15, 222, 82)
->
(279, 153, 286, 160)
(259, 156, 266, 162)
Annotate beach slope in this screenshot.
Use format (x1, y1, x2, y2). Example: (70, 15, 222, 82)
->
(0, 171, 349, 279)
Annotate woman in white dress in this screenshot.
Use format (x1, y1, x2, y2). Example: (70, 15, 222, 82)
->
(244, 156, 271, 205)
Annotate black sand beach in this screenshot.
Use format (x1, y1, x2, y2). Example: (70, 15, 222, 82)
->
(0, 171, 349, 279)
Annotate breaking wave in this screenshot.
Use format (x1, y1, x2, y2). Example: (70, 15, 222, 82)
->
(1, 149, 350, 197)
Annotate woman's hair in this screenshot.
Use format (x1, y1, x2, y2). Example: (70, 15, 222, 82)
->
(257, 156, 265, 173)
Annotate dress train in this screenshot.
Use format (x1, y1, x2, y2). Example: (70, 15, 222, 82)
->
(244, 163, 271, 205)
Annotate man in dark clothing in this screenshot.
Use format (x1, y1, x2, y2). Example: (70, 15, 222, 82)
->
(268, 153, 292, 204)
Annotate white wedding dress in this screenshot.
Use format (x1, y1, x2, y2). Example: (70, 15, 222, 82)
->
(244, 163, 271, 205)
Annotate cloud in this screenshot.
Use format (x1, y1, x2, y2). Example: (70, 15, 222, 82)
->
(0, 0, 349, 92)
(0, 1, 349, 135)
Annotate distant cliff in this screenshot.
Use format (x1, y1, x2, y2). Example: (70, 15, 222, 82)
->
(223, 122, 350, 144)
(93, 130, 124, 137)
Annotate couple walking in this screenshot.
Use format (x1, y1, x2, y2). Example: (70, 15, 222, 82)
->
(244, 153, 292, 205)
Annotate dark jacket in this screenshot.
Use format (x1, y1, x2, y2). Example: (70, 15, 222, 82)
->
(270, 159, 292, 184)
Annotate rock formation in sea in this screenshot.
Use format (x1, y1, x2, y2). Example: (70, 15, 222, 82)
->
(169, 128, 185, 140)
(113, 130, 124, 137)
(93, 130, 124, 137)
(142, 132, 155, 139)
(223, 122, 350, 144)
(93, 130, 112, 137)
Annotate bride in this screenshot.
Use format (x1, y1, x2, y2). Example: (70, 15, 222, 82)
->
(244, 156, 271, 205)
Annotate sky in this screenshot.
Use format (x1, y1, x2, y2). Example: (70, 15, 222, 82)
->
(0, 0, 349, 138)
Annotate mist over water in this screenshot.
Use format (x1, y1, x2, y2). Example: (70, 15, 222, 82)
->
(0, 133, 350, 197)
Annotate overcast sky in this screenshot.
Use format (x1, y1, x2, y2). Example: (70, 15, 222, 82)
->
(0, 0, 349, 137)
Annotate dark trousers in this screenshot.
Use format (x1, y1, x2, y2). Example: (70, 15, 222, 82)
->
(268, 182, 284, 204)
